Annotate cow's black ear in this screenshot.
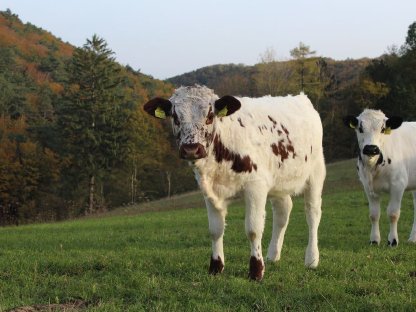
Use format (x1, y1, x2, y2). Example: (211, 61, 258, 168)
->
(214, 95, 241, 117)
(386, 116, 403, 130)
(343, 115, 358, 129)
(143, 98, 172, 119)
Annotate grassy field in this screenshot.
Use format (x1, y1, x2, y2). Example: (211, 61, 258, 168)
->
(1, 159, 416, 311)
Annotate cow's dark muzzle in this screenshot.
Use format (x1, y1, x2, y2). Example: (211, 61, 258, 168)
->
(362, 145, 380, 156)
(179, 143, 207, 160)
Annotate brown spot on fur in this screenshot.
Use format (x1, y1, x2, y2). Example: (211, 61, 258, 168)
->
(204, 131, 214, 148)
(209, 256, 224, 275)
(238, 118, 245, 127)
(277, 130, 282, 135)
(206, 106, 214, 125)
(268, 115, 277, 127)
(305, 155, 308, 162)
(271, 137, 296, 162)
(389, 214, 399, 223)
(213, 134, 257, 173)
(388, 158, 391, 164)
(287, 144, 296, 158)
(311, 145, 313, 154)
(281, 124, 289, 135)
(248, 231, 256, 241)
(249, 256, 264, 281)
(271, 141, 289, 161)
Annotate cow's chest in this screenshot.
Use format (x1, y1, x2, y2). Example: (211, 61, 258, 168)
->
(372, 176, 391, 193)
(359, 166, 393, 194)
(193, 159, 249, 200)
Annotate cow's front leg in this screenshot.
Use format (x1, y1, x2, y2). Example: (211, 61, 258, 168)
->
(244, 183, 268, 281)
(205, 197, 227, 274)
(387, 187, 404, 247)
(366, 193, 381, 245)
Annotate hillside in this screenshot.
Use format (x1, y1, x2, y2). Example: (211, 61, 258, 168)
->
(1, 159, 416, 311)
(0, 10, 195, 224)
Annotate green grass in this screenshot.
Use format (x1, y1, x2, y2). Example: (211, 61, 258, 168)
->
(1, 159, 416, 311)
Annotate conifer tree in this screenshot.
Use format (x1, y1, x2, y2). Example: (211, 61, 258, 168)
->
(58, 35, 127, 214)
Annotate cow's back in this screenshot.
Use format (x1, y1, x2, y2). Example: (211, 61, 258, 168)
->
(382, 122, 416, 190)
(211, 94, 323, 195)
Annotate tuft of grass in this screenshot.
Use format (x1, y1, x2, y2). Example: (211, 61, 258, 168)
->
(1, 159, 415, 311)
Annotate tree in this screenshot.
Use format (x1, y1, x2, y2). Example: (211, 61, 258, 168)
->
(290, 42, 316, 91)
(254, 47, 294, 96)
(58, 35, 127, 214)
(405, 21, 416, 52)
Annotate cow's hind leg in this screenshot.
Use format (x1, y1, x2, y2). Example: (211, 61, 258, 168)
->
(244, 182, 268, 281)
(267, 195, 293, 262)
(303, 158, 325, 268)
(408, 191, 416, 243)
(205, 197, 227, 274)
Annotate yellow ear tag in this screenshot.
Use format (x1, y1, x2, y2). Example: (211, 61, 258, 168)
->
(155, 106, 166, 119)
(384, 127, 391, 135)
(349, 122, 356, 129)
(217, 106, 228, 117)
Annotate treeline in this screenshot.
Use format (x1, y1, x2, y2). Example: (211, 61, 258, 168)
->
(169, 23, 416, 162)
(0, 10, 196, 225)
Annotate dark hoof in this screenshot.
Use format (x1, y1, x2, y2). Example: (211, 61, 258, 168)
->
(248, 256, 264, 281)
(388, 239, 398, 247)
(370, 241, 379, 245)
(209, 256, 224, 275)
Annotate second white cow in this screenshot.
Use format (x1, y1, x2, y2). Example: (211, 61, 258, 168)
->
(144, 85, 326, 280)
(344, 109, 416, 246)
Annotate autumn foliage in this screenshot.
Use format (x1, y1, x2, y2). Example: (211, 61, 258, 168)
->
(0, 10, 193, 225)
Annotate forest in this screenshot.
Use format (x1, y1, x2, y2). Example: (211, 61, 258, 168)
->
(0, 9, 415, 225)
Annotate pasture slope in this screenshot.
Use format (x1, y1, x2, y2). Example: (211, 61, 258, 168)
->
(0, 160, 415, 311)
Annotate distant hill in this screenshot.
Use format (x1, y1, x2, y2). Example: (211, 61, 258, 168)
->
(167, 58, 371, 97)
(167, 63, 255, 94)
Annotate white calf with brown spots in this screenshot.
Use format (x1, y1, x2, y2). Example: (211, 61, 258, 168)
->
(344, 109, 416, 246)
(144, 85, 326, 280)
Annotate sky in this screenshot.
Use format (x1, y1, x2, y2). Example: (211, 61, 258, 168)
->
(1, 0, 415, 80)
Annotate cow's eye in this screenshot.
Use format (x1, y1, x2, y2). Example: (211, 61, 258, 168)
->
(172, 112, 180, 126)
(206, 112, 214, 125)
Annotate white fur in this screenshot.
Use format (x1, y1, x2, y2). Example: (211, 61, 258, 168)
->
(354, 109, 416, 244)
(169, 86, 326, 276)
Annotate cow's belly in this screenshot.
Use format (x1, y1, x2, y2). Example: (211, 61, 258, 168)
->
(371, 167, 416, 193)
(268, 168, 311, 196)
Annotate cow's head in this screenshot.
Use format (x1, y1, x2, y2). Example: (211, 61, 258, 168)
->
(343, 109, 402, 166)
(144, 85, 241, 160)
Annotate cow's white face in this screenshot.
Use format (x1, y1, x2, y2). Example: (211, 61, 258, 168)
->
(144, 86, 241, 160)
(344, 109, 403, 166)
